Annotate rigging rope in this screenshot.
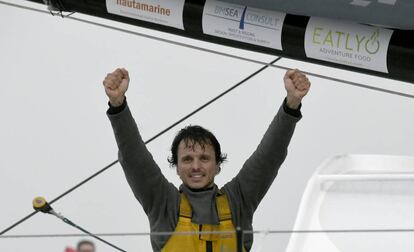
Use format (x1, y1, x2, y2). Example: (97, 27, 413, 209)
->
(3, 227, 414, 239)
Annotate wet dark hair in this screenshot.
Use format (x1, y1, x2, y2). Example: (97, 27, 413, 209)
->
(77, 240, 95, 250)
(168, 125, 227, 166)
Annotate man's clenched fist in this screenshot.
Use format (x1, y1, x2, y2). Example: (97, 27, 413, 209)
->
(283, 69, 311, 110)
(103, 68, 130, 107)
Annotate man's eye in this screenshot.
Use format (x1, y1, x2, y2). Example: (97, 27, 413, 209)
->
(201, 156, 209, 161)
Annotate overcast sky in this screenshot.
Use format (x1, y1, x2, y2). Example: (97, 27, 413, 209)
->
(1, 0, 414, 251)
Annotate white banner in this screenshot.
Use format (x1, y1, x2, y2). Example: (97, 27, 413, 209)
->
(106, 0, 185, 30)
(202, 0, 286, 50)
(305, 17, 393, 73)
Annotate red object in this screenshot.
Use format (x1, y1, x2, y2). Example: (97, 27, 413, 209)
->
(65, 247, 76, 252)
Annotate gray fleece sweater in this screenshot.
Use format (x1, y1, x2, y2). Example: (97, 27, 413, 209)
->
(107, 99, 301, 251)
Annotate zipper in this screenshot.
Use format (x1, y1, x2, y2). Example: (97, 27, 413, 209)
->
(206, 241, 213, 252)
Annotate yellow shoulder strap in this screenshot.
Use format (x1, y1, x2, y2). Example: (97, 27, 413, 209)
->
(216, 194, 233, 221)
(179, 193, 192, 218)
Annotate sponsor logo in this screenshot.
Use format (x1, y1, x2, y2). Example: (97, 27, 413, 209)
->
(212, 4, 282, 30)
(305, 17, 393, 72)
(312, 27, 382, 62)
(107, 0, 185, 29)
(203, 0, 285, 50)
(115, 0, 171, 16)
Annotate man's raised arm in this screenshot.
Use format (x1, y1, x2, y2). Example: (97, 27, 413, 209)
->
(103, 68, 178, 216)
(224, 69, 311, 211)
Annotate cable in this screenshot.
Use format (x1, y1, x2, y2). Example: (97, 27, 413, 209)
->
(32, 197, 126, 252)
(0, 160, 118, 236)
(3, 227, 414, 239)
(1, 1, 413, 100)
(0, 57, 281, 236)
(56, 218, 126, 252)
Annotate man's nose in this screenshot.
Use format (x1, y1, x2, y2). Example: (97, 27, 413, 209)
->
(191, 159, 202, 170)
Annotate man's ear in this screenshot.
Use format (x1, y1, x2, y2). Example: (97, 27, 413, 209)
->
(216, 165, 221, 175)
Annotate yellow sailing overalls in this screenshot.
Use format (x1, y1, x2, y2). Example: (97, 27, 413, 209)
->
(162, 192, 245, 252)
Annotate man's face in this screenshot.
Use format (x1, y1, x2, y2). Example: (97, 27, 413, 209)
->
(176, 140, 219, 189)
(78, 244, 95, 252)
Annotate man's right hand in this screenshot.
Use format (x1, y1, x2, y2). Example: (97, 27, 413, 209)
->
(103, 68, 130, 107)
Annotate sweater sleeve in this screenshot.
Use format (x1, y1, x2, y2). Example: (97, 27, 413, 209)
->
(224, 98, 301, 214)
(107, 102, 179, 217)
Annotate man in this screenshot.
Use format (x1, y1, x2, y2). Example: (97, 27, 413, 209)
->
(103, 68, 310, 252)
(77, 240, 95, 252)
